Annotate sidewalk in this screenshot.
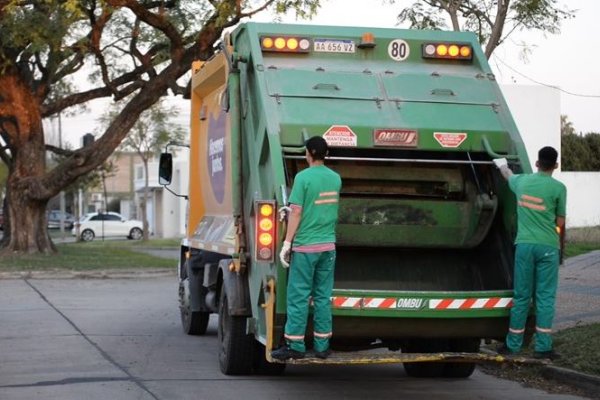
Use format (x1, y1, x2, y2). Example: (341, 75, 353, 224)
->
(555, 250, 600, 329)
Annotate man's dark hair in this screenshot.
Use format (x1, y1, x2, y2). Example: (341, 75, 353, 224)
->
(538, 146, 558, 170)
(305, 136, 328, 161)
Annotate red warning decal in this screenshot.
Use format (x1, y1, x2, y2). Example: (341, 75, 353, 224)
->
(323, 125, 357, 147)
(433, 132, 467, 148)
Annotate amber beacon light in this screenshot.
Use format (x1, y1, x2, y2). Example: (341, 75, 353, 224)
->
(255, 200, 276, 262)
(261, 36, 311, 53)
(422, 42, 472, 61)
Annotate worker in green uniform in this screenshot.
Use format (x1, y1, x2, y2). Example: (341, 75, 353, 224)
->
(494, 146, 566, 360)
(271, 136, 342, 361)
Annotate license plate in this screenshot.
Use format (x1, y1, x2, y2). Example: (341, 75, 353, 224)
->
(313, 39, 356, 53)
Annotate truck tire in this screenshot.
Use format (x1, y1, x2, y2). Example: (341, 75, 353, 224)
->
(179, 282, 210, 335)
(218, 289, 253, 375)
(178, 280, 209, 335)
(403, 361, 445, 378)
(253, 342, 286, 375)
(442, 338, 479, 378)
(402, 340, 445, 378)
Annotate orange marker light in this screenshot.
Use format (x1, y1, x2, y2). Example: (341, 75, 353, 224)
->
(259, 218, 273, 231)
(274, 37, 286, 50)
(358, 32, 376, 48)
(259, 233, 273, 246)
(262, 37, 273, 49)
(448, 45, 459, 57)
(460, 46, 471, 57)
(436, 44, 448, 56)
(260, 204, 273, 217)
(287, 38, 298, 50)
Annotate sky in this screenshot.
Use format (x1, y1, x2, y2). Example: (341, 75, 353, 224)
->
(51, 0, 600, 147)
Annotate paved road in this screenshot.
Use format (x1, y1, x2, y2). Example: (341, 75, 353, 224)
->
(0, 276, 591, 400)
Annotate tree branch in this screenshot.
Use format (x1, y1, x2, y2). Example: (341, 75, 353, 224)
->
(107, 0, 183, 55)
(485, 0, 510, 58)
(45, 144, 75, 157)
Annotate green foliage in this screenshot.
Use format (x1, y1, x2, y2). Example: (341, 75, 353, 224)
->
(561, 134, 592, 171)
(585, 133, 600, 171)
(511, 0, 572, 33)
(0, 0, 85, 71)
(561, 115, 600, 171)
(560, 115, 600, 171)
(398, 2, 447, 30)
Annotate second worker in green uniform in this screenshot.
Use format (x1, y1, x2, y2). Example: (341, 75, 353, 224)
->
(494, 146, 567, 360)
(272, 136, 342, 360)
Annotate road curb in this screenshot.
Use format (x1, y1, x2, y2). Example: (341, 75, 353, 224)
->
(542, 365, 600, 397)
(0, 268, 176, 280)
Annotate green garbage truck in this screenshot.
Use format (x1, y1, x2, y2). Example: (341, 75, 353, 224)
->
(158, 22, 533, 377)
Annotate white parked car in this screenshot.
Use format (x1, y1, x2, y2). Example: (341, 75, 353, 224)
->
(72, 212, 144, 242)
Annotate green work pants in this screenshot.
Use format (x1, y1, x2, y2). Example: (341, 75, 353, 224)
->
(506, 243, 559, 353)
(284, 250, 336, 353)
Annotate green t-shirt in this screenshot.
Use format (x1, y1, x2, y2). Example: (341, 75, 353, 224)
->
(508, 172, 567, 249)
(288, 165, 342, 247)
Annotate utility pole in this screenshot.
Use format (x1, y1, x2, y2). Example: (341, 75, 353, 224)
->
(58, 112, 66, 238)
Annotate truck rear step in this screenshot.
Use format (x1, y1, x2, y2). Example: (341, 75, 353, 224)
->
(269, 350, 549, 365)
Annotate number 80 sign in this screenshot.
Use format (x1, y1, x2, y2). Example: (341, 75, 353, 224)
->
(388, 39, 410, 61)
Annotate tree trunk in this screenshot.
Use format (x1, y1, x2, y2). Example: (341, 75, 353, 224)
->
(2, 182, 55, 254)
(0, 72, 55, 254)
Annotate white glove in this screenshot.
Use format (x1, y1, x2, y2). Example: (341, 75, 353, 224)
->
(278, 205, 292, 222)
(493, 158, 508, 169)
(279, 241, 291, 268)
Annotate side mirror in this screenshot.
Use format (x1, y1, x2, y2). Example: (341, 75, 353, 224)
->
(159, 153, 173, 185)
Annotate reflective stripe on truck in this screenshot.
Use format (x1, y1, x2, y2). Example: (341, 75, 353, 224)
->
(330, 296, 513, 310)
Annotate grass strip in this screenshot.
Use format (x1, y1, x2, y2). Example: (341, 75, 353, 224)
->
(553, 323, 600, 377)
(564, 242, 600, 258)
(0, 242, 175, 271)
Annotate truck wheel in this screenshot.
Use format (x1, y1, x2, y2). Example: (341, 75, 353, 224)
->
(402, 340, 445, 378)
(403, 361, 445, 378)
(218, 289, 253, 375)
(178, 280, 210, 335)
(442, 338, 479, 378)
(253, 342, 286, 375)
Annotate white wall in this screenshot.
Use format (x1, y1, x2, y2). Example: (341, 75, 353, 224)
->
(555, 172, 600, 228)
(502, 84, 600, 228)
(501, 84, 561, 172)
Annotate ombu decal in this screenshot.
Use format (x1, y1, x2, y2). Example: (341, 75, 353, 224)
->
(374, 129, 418, 147)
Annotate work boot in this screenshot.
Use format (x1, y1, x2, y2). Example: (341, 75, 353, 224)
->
(496, 343, 518, 356)
(314, 349, 331, 359)
(271, 346, 305, 360)
(533, 350, 561, 361)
